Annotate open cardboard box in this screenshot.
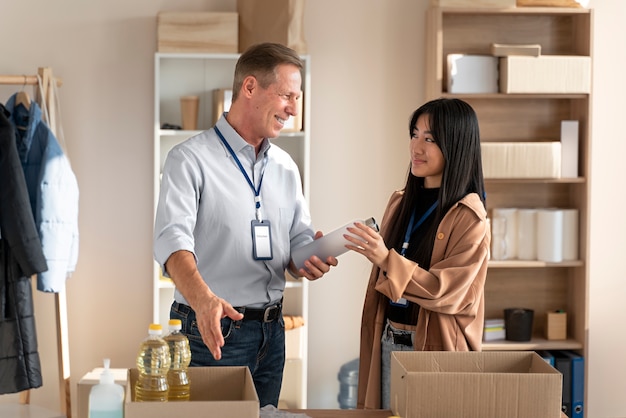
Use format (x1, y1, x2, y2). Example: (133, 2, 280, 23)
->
(125, 366, 259, 418)
(391, 351, 562, 418)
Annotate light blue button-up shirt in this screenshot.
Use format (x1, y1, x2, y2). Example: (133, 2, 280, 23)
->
(154, 115, 314, 308)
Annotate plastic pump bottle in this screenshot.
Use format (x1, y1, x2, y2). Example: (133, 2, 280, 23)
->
(135, 323, 171, 402)
(88, 358, 124, 418)
(163, 319, 191, 401)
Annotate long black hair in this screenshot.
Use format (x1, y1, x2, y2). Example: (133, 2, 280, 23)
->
(384, 98, 486, 266)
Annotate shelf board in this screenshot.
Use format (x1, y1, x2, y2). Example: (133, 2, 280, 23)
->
(285, 280, 303, 289)
(159, 129, 201, 137)
(488, 260, 583, 268)
(437, 6, 590, 16)
(158, 278, 175, 289)
(157, 52, 240, 60)
(442, 92, 589, 100)
(160, 129, 306, 138)
(483, 337, 583, 351)
(485, 177, 585, 184)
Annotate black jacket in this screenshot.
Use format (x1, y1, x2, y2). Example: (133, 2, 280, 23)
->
(0, 103, 48, 394)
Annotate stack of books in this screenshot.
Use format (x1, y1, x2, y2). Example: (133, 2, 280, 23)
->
(483, 318, 505, 341)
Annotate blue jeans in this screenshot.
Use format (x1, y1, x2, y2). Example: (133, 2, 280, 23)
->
(170, 301, 286, 407)
(381, 320, 415, 410)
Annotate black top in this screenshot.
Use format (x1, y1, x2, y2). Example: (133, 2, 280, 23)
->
(386, 187, 439, 326)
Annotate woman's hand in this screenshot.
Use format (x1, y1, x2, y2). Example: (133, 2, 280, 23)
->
(345, 222, 389, 271)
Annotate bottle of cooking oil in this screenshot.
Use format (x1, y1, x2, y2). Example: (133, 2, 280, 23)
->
(163, 319, 191, 401)
(135, 323, 170, 402)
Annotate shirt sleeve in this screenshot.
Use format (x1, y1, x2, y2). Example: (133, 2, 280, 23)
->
(153, 145, 201, 274)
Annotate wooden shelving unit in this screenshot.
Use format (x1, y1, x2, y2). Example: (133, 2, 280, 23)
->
(425, 7, 592, 354)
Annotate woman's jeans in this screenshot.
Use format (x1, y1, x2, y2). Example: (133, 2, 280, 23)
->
(381, 319, 415, 410)
(170, 301, 285, 407)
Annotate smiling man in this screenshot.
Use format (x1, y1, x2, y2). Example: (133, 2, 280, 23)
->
(153, 43, 337, 407)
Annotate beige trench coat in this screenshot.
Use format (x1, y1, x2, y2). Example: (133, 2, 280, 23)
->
(357, 191, 490, 409)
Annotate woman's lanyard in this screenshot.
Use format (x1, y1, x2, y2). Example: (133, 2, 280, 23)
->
(400, 202, 438, 257)
(391, 201, 437, 308)
(214, 126, 267, 222)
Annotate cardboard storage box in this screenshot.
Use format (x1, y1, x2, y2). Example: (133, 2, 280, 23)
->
(499, 56, 591, 94)
(391, 351, 562, 418)
(546, 311, 568, 340)
(125, 366, 259, 418)
(77, 367, 128, 418)
(157, 12, 238, 53)
(481, 142, 561, 179)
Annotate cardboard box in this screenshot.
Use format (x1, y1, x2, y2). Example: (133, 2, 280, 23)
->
(447, 54, 498, 94)
(481, 142, 561, 179)
(499, 56, 591, 94)
(490, 43, 541, 57)
(157, 12, 238, 53)
(391, 351, 562, 418)
(546, 311, 568, 340)
(125, 366, 259, 418)
(77, 367, 128, 418)
(237, 0, 307, 54)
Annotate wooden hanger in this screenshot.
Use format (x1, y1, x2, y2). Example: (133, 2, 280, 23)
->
(15, 90, 31, 110)
(15, 75, 31, 110)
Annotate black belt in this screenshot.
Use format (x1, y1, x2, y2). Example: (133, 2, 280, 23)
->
(387, 327, 413, 347)
(236, 301, 282, 323)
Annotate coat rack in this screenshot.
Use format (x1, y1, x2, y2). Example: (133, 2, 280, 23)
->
(0, 67, 71, 418)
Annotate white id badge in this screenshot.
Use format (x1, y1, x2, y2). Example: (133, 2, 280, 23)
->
(251, 220, 273, 260)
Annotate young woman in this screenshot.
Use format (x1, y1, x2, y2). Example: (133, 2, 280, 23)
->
(345, 98, 490, 409)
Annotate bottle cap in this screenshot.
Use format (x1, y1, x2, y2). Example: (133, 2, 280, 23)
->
(148, 323, 163, 335)
(168, 319, 182, 331)
(100, 358, 114, 385)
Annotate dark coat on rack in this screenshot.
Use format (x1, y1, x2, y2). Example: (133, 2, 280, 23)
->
(0, 103, 48, 394)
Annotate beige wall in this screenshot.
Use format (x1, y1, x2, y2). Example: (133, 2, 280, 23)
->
(0, 1, 623, 417)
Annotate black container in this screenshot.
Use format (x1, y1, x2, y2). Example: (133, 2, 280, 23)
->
(504, 308, 534, 341)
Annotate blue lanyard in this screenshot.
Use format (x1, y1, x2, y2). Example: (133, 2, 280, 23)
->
(400, 202, 437, 256)
(214, 126, 267, 221)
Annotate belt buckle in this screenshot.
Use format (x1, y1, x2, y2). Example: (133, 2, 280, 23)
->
(263, 306, 273, 322)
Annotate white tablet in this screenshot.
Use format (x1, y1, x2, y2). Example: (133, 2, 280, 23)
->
(291, 217, 378, 271)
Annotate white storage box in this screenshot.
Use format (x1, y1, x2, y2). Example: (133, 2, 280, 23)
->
(481, 142, 561, 178)
(447, 54, 498, 94)
(499, 56, 591, 94)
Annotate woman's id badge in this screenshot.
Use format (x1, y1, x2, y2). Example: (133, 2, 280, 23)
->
(251, 220, 273, 260)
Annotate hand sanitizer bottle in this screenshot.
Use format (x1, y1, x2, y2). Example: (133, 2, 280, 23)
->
(88, 358, 124, 418)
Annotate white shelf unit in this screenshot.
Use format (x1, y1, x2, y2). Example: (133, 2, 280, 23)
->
(152, 52, 311, 408)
